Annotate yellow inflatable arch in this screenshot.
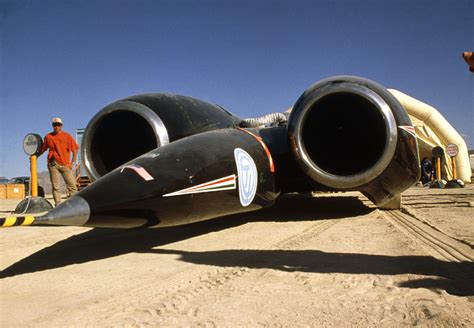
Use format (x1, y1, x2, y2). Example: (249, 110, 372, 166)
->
(389, 89, 471, 183)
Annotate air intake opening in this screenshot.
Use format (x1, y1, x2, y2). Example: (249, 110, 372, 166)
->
(302, 92, 387, 176)
(90, 111, 158, 176)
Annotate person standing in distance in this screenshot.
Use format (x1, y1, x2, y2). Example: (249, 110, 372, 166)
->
(38, 117, 79, 206)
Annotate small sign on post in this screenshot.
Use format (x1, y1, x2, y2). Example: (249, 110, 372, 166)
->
(446, 143, 459, 158)
(14, 133, 52, 214)
(22, 134, 43, 197)
(23, 133, 43, 157)
(445, 143, 464, 188)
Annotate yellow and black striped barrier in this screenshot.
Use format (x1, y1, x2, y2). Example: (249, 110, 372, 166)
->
(0, 216, 36, 227)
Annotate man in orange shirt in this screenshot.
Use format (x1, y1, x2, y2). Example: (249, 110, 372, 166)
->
(38, 117, 79, 206)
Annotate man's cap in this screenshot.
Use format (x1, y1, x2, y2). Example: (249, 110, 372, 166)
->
(52, 117, 63, 124)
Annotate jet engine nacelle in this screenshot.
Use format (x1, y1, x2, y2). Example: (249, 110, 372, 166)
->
(82, 94, 242, 181)
(288, 76, 420, 205)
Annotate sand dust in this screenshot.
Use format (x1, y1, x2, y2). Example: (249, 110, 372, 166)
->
(1, 186, 473, 327)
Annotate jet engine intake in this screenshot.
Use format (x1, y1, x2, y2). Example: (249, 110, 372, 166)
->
(288, 76, 401, 189)
(81, 94, 242, 181)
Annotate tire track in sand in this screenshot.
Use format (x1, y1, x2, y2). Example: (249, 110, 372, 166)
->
(380, 210, 473, 262)
(97, 220, 339, 327)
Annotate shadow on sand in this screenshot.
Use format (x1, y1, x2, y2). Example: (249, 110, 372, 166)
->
(149, 249, 473, 296)
(1, 194, 472, 296)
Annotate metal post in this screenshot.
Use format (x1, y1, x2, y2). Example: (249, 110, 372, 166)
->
(31, 155, 38, 197)
(452, 156, 457, 180)
(436, 158, 441, 181)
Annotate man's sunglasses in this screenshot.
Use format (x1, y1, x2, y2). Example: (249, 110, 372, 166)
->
(52, 123, 62, 127)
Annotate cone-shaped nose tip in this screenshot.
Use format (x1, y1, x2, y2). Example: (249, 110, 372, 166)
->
(37, 196, 90, 226)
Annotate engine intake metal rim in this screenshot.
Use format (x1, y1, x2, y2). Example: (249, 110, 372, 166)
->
(82, 101, 170, 181)
(292, 83, 398, 189)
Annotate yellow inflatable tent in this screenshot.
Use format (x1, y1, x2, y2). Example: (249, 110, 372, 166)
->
(389, 89, 471, 183)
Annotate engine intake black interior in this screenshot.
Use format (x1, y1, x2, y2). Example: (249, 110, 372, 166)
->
(288, 78, 398, 189)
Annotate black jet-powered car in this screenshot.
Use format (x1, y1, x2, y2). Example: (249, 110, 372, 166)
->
(1, 76, 419, 229)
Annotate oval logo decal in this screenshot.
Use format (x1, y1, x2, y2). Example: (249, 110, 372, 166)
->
(234, 148, 258, 207)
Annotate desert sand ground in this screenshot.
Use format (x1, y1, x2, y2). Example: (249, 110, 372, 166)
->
(0, 186, 473, 327)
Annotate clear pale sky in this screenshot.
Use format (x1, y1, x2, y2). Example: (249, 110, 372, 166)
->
(1, 0, 473, 178)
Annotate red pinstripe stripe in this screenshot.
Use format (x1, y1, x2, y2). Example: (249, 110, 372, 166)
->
(237, 128, 275, 173)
